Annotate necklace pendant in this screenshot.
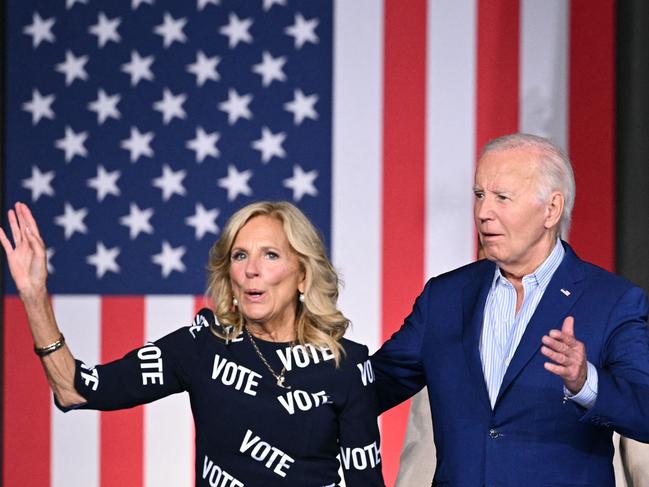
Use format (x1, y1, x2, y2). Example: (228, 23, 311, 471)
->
(276, 376, 290, 389)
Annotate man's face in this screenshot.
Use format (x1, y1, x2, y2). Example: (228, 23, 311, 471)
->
(473, 148, 555, 276)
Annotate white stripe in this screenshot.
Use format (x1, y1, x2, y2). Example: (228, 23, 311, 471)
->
(144, 296, 195, 487)
(519, 0, 569, 151)
(425, 0, 477, 278)
(51, 296, 100, 487)
(332, 0, 383, 353)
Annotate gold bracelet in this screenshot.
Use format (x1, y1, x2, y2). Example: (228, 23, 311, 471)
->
(34, 334, 65, 357)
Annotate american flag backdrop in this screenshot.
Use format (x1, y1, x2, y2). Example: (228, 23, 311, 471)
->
(2, 1, 618, 486)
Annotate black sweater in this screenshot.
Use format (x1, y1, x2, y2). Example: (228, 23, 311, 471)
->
(59, 309, 385, 486)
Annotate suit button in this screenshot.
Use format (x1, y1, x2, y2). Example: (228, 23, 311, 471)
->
(489, 428, 499, 438)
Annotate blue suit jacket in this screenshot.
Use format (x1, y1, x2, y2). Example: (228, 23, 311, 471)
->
(371, 242, 649, 486)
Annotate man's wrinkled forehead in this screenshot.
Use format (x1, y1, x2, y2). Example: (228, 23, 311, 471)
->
(475, 147, 542, 184)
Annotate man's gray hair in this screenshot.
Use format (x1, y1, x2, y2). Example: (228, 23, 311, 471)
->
(481, 133, 576, 239)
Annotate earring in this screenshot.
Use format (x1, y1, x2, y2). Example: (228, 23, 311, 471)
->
(233, 297, 239, 307)
(299, 293, 305, 303)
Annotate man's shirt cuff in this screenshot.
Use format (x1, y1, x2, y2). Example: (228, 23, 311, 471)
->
(563, 361, 598, 409)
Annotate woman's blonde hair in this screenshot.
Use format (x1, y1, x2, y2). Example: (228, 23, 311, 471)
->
(206, 201, 349, 364)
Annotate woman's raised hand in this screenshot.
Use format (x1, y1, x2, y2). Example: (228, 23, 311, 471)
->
(0, 202, 49, 298)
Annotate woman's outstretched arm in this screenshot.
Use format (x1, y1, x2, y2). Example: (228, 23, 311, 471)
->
(0, 202, 86, 407)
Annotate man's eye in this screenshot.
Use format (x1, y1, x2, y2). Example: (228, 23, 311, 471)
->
(496, 194, 509, 201)
(474, 192, 484, 199)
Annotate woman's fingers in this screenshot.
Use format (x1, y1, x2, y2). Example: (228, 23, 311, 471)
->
(7, 209, 22, 247)
(0, 227, 14, 255)
(17, 202, 43, 240)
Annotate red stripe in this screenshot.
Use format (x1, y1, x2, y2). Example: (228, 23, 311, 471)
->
(382, 0, 427, 484)
(476, 0, 520, 153)
(3, 297, 51, 487)
(568, 0, 616, 271)
(100, 297, 144, 487)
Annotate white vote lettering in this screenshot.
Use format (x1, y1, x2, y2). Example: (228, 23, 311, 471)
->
(340, 441, 381, 470)
(80, 363, 99, 391)
(357, 360, 375, 386)
(212, 354, 260, 396)
(202, 455, 244, 487)
(239, 429, 295, 477)
(276, 344, 335, 371)
(138, 344, 164, 385)
(277, 390, 330, 415)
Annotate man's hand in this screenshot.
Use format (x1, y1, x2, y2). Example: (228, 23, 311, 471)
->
(541, 316, 588, 394)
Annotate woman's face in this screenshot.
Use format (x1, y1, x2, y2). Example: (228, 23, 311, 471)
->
(229, 215, 305, 331)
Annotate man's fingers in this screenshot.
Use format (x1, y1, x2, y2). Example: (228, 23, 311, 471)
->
(541, 345, 567, 365)
(561, 316, 575, 337)
(542, 335, 570, 354)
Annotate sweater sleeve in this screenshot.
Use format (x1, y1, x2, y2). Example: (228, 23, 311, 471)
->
(57, 324, 202, 412)
(338, 345, 385, 486)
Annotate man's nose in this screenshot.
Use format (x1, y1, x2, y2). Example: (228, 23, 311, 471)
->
(476, 197, 494, 221)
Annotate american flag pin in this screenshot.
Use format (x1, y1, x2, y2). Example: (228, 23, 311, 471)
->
(560, 289, 571, 296)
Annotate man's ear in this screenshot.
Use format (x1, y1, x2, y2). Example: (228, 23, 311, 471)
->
(544, 191, 564, 229)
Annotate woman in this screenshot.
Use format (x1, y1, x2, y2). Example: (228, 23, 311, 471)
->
(0, 201, 384, 486)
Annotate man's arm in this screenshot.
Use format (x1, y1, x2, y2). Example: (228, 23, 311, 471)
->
(370, 280, 431, 413)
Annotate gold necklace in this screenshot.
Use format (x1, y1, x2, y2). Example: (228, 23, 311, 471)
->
(244, 326, 293, 389)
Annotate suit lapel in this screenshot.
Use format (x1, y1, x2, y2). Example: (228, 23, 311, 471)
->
(462, 261, 494, 413)
(494, 243, 585, 407)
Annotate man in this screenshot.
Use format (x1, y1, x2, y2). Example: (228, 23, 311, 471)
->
(372, 133, 649, 486)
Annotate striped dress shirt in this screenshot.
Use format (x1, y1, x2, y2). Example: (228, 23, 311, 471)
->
(480, 239, 567, 407)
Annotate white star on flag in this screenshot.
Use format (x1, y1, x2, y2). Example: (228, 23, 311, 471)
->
(283, 165, 318, 201)
(218, 164, 253, 201)
(186, 127, 220, 163)
(252, 51, 287, 87)
(154, 12, 187, 48)
(185, 203, 220, 239)
(120, 127, 155, 163)
(86, 242, 121, 278)
(153, 88, 187, 124)
(251, 126, 286, 163)
(88, 12, 122, 48)
(55, 126, 88, 162)
(88, 89, 121, 125)
(55, 50, 89, 86)
(87, 165, 121, 202)
(119, 203, 154, 239)
(23, 12, 56, 48)
(284, 89, 319, 125)
(66, 0, 88, 9)
(132, 0, 154, 9)
(153, 164, 187, 201)
(121, 50, 155, 86)
(186, 50, 220, 86)
(284, 13, 319, 49)
(197, 0, 220, 10)
(22, 89, 55, 125)
(22, 165, 55, 202)
(152, 241, 186, 277)
(218, 89, 253, 125)
(219, 13, 253, 48)
(54, 202, 88, 240)
(263, 0, 287, 11)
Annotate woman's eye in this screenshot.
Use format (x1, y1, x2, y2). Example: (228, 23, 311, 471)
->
(266, 251, 279, 260)
(231, 251, 246, 261)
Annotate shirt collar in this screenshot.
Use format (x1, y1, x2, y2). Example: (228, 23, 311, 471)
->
(491, 239, 565, 290)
